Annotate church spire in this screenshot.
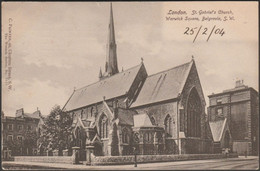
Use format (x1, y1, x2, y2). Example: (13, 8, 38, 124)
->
(105, 2, 119, 76)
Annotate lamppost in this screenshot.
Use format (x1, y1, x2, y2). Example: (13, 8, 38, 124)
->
(133, 147, 137, 167)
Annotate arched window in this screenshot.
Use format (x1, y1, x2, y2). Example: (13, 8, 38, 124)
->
(150, 116, 156, 126)
(81, 110, 84, 119)
(186, 87, 202, 137)
(90, 107, 94, 117)
(122, 128, 129, 144)
(164, 115, 173, 137)
(99, 114, 108, 139)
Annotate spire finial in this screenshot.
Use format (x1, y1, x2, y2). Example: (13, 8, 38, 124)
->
(141, 57, 144, 63)
(122, 67, 124, 72)
(192, 55, 194, 60)
(99, 67, 103, 79)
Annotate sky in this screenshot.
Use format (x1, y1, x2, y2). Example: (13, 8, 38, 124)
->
(2, 2, 258, 116)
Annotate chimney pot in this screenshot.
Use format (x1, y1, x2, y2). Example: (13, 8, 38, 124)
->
(235, 80, 241, 88)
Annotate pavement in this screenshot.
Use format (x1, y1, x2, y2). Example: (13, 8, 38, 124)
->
(2, 156, 259, 170)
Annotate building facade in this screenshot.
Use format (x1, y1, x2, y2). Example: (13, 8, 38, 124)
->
(1, 108, 44, 159)
(208, 80, 259, 155)
(62, 4, 213, 161)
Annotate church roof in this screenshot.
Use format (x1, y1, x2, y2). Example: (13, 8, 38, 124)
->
(117, 108, 135, 126)
(131, 60, 193, 108)
(133, 113, 154, 127)
(106, 104, 135, 126)
(63, 64, 143, 111)
(209, 118, 227, 142)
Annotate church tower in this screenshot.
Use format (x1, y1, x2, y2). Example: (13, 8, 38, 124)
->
(100, 3, 119, 80)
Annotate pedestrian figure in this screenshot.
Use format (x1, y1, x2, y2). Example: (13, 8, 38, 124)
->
(225, 148, 229, 158)
(245, 150, 247, 158)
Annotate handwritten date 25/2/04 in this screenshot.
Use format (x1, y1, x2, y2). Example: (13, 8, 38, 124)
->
(184, 25, 225, 43)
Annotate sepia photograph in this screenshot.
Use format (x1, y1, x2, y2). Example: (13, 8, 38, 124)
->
(1, 1, 259, 170)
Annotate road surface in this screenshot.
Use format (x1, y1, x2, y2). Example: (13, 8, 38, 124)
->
(2, 156, 259, 170)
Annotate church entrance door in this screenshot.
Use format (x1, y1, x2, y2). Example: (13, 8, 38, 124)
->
(75, 127, 86, 161)
(93, 142, 103, 156)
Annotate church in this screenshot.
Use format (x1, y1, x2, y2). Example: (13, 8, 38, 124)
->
(62, 4, 213, 159)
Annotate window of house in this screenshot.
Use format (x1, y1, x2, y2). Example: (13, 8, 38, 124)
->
(217, 98, 222, 105)
(7, 135, 13, 142)
(18, 125, 23, 131)
(17, 136, 23, 142)
(8, 124, 13, 131)
(27, 125, 32, 130)
(100, 114, 108, 139)
(217, 108, 223, 116)
(164, 115, 173, 137)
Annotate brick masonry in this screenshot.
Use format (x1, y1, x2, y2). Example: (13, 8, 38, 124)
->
(208, 85, 259, 155)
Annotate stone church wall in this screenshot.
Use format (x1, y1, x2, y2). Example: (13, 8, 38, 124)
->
(135, 101, 178, 139)
(179, 62, 207, 140)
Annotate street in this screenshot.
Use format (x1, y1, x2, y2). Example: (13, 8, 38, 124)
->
(134, 156, 259, 170)
(2, 156, 259, 170)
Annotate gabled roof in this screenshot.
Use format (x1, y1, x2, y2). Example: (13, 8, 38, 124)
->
(63, 64, 144, 111)
(133, 113, 154, 127)
(209, 118, 227, 142)
(105, 103, 135, 126)
(131, 60, 193, 108)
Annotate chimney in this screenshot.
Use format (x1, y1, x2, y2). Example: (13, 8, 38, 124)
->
(235, 79, 244, 88)
(16, 108, 24, 118)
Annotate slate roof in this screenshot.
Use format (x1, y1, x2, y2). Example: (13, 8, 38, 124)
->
(117, 108, 135, 126)
(209, 118, 227, 142)
(133, 113, 154, 127)
(131, 60, 193, 108)
(63, 64, 143, 111)
(106, 105, 135, 126)
(16, 110, 42, 119)
(24, 110, 41, 119)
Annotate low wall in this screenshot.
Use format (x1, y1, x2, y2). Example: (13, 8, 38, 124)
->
(233, 141, 250, 155)
(14, 155, 74, 164)
(91, 153, 238, 165)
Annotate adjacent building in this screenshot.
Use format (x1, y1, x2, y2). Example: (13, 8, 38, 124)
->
(62, 4, 213, 161)
(208, 80, 259, 155)
(1, 108, 44, 159)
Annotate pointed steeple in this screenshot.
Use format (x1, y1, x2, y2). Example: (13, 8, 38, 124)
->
(105, 2, 119, 76)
